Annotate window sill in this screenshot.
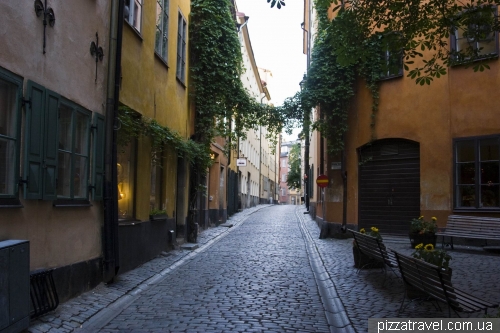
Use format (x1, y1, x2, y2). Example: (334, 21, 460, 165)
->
(118, 219, 143, 226)
(154, 53, 169, 69)
(450, 54, 499, 67)
(0, 198, 23, 208)
(124, 20, 143, 41)
(176, 76, 186, 88)
(453, 208, 500, 213)
(53, 199, 92, 207)
(377, 73, 404, 82)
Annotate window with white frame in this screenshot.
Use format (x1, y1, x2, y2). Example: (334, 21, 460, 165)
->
(176, 11, 187, 83)
(451, 6, 498, 62)
(124, 0, 143, 33)
(57, 103, 91, 199)
(0, 68, 22, 203)
(155, 0, 169, 62)
(282, 174, 286, 182)
(455, 136, 500, 209)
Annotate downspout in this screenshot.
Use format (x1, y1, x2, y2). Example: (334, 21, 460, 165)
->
(103, 0, 124, 283)
(341, 147, 347, 233)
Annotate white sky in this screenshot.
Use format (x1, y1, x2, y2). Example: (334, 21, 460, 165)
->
(236, 0, 306, 142)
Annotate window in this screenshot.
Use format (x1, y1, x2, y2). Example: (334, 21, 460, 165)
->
(379, 49, 403, 79)
(0, 68, 22, 203)
(282, 159, 287, 167)
(176, 11, 187, 83)
(155, 0, 169, 62)
(455, 136, 500, 210)
(451, 7, 498, 62)
(281, 188, 286, 196)
(282, 174, 286, 182)
(124, 0, 143, 33)
(57, 101, 91, 199)
(150, 158, 163, 211)
(24, 80, 104, 202)
(117, 139, 136, 219)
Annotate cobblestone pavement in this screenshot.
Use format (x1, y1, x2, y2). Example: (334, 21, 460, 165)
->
(28, 205, 500, 333)
(300, 207, 500, 333)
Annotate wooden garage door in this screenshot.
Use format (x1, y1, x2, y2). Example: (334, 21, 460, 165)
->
(358, 139, 420, 235)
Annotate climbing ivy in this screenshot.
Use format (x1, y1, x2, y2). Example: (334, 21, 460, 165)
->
(117, 106, 212, 173)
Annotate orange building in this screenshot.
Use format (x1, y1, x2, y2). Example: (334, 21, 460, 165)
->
(305, 2, 500, 236)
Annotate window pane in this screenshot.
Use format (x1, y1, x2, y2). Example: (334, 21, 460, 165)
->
(456, 140, 475, 162)
(124, 0, 132, 23)
(481, 185, 499, 207)
(74, 155, 88, 198)
(480, 138, 499, 161)
(0, 138, 15, 195)
(155, 2, 163, 55)
(59, 104, 73, 152)
(133, 0, 142, 31)
(457, 185, 475, 207)
(117, 141, 135, 219)
(481, 161, 499, 184)
(457, 162, 475, 184)
(0, 79, 18, 138)
(162, 11, 169, 58)
(57, 152, 71, 197)
(75, 112, 89, 156)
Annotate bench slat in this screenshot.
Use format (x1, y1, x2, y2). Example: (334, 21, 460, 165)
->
(392, 250, 497, 315)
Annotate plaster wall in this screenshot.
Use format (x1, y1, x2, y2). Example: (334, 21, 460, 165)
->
(340, 60, 500, 229)
(0, 1, 109, 270)
(119, 0, 191, 224)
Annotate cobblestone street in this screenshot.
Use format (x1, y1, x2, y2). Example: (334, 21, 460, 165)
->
(28, 204, 500, 333)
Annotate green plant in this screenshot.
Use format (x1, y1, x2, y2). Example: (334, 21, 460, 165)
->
(410, 216, 438, 234)
(149, 209, 167, 216)
(412, 243, 452, 270)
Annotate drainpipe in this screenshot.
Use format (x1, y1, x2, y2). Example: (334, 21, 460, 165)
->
(103, 0, 124, 283)
(341, 148, 347, 233)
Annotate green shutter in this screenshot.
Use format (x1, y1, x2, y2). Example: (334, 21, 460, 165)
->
(24, 81, 45, 199)
(42, 89, 60, 200)
(92, 113, 105, 200)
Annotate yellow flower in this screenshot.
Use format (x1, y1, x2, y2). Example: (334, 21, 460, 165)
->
(371, 227, 379, 232)
(415, 243, 424, 249)
(424, 243, 434, 251)
(360, 228, 366, 234)
(419, 216, 424, 219)
(431, 217, 437, 221)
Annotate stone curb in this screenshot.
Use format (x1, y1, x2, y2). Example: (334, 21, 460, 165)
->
(296, 207, 357, 333)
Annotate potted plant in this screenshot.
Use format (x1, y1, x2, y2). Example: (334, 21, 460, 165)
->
(405, 243, 452, 298)
(149, 209, 168, 221)
(353, 227, 384, 269)
(409, 216, 438, 248)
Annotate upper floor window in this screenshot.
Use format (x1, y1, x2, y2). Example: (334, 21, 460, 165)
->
(125, 0, 143, 33)
(451, 6, 498, 63)
(155, 0, 169, 62)
(379, 49, 403, 79)
(455, 135, 500, 210)
(176, 11, 187, 83)
(0, 69, 22, 203)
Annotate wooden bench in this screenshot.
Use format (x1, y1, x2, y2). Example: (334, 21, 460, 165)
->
(350, 230, 398, 281)
(392, 250, 498, 317)
(436, 215, 500, 249)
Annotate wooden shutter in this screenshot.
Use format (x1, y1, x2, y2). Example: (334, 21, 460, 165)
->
(42, 89, 60, 200)
(24, 81, 45, 199)
(92, 113, 105, 200)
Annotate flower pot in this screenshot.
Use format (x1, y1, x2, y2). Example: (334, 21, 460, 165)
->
(409, 232, 437, 249)
(352, 246, 384, 269)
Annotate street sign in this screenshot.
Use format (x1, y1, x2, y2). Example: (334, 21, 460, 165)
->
(316, 174, 329, 188)
(236, 158, 247, 167)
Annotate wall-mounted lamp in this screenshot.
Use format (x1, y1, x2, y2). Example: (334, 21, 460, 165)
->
(210, 153, 216, 160)
(34, 0, 55, 54)
(90, 32, 104, 83)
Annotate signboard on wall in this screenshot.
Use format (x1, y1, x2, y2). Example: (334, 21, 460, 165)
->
(236, 158, 247, 167)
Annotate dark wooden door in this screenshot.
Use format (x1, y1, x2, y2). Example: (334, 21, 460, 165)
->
(358, 139, 420, 235)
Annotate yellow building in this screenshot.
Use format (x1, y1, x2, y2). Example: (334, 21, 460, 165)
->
(118, 0, 192, 271)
